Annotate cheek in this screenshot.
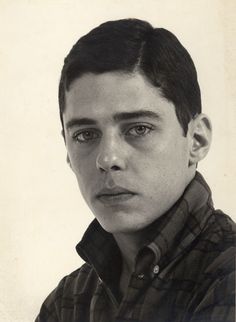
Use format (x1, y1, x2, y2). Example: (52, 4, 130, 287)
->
(134, 140, 189, 180)
(72, 158, 94, 183)
(69, 150, 97, 192)
(162, 135, 189, 162)
(67, 143, 93, 172)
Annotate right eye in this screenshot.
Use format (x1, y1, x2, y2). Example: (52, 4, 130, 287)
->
(72, 129, 101, 143)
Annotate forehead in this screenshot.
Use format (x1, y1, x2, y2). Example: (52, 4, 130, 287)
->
(63, 72, 176, 123)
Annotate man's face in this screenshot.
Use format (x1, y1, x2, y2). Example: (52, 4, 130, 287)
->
(63, 72, 193, 234)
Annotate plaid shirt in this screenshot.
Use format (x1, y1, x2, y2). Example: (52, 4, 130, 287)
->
(36, 172, 235, 322)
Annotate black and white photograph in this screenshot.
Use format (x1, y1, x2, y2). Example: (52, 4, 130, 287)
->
(0, 1, 235, 321)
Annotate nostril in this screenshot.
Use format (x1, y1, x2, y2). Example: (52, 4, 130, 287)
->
(97, 164, 121, 172)
(96, 151, 125, 172)
(111, 165, 120, 171)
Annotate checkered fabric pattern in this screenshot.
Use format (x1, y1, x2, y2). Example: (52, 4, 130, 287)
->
(35, 172, 235, 322)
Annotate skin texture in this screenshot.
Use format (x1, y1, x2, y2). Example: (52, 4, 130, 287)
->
(63, 71, 212, 294)
(63, 72, 197, 235)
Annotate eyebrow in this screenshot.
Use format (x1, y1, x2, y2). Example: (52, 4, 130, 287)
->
(65, 118, 97, 130)
(65, 110, 160, 130)
(113, 110, 161, 122)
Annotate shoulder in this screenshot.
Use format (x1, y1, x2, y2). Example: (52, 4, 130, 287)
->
(195, 209, 235, 273)
(59, 262, 99, 295)
(184, 211, 235, 321)
(201, 209, 235, 254)
(35, 263, 98, 322)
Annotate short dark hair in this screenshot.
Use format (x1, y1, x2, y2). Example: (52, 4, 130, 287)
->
(59, 18, 201, 135)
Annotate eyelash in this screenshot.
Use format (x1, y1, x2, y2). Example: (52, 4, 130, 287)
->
(125, 124, 154, 137)
(72, 129, 101, 143)
(72, 124, 154, 143)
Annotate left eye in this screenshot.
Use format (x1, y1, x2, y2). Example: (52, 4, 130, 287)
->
(126, 125, 153, 137)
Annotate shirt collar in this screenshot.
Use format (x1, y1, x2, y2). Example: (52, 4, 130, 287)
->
(143, 171, 214, 268)
(76, 172, 213, 282)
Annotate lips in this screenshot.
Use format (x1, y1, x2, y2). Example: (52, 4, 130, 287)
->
(96, 187, 136, 205)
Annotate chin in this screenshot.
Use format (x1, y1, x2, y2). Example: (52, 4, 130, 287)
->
(99, 218, 150, 235)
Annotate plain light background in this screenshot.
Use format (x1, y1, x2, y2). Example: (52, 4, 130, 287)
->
(0, 0, 235, 321)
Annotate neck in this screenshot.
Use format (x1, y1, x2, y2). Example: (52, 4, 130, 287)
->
(113, 227, 151, 275)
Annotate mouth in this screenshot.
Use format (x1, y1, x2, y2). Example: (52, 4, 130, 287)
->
(96, 187, 136, 205)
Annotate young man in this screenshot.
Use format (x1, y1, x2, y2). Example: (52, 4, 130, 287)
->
(36, 19, 235, 322)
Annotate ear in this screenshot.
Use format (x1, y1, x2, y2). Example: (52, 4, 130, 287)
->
(188, 114, 212, 167)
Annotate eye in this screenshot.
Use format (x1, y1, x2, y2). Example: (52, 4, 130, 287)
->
(72, 129, 101, 143)
(126, 124, 154, 137)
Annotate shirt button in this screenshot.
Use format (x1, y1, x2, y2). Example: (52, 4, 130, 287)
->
(137, 273, 145, 279)
(98, 277, 103, 284)
(153, 265, 159, 275)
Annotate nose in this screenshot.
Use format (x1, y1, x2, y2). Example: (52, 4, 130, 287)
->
(96, 135, 127, 172)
